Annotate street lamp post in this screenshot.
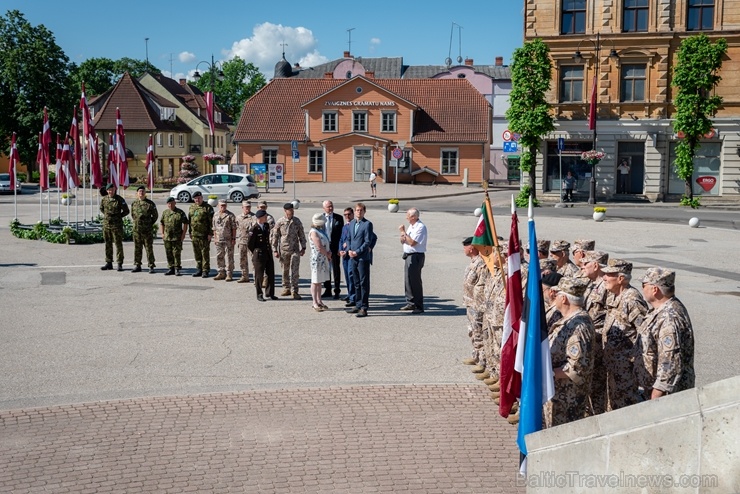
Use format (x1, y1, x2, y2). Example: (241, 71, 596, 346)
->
(574, 33, 618, 205)
(193, 55, 224, 172)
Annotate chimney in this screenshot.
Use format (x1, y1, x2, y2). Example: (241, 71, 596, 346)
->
(495, 56, 504, 66)
(365, 71, 375, 79)
(179, 78, 187, 85)
(343, 51, 351, 58)
(464, 58, 474, 66)
(324, 72, 334, 79)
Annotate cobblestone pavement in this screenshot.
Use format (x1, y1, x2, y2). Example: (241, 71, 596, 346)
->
(0, 384, 523, 494)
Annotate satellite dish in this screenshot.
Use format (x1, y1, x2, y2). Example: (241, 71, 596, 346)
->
(445, 57, 452, 67)
(457, 55, 463, 63)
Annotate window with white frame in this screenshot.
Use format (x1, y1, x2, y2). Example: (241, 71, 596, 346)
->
(168, 133, 174, 147)
(353, 111, 367, 132)
(381, 112, 396, 133)
(178, 134, 184, 148)
(215, 111, 221, 124)
(160, 107, 175, 121)
(441, 149, 459, 175)
(156, 133, 162, 147)
(323, 112, 337, 132)
(308, 149, 324, 173)
(263, 148, 278, 164)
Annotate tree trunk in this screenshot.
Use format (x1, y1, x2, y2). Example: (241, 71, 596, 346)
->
(528, 145, 537, 200)
(685, 179, 693, 201)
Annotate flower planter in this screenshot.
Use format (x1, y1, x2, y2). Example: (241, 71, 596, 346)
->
(593, 211, 606, 222)
(388, 203, 399, 213)
(61, 197, 69, 206)
(208, 198, 218, 207)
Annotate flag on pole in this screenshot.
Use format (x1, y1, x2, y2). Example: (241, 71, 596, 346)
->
(80, 82, 102, 188)
(41, 108, 51, 191)
(61, 133, 77, 189)
(115, 108, 129, 188)
(205, 91, 215, 136)
(499, 196, 524, 418)
(9, 132, 19, 191)
(588, 75, 597, 131)
(55, 134, 67, 192)
(471, 194, 506, 278)
(36, 132, 44, 185)
(108, 134, 118, 187)
(68, 108, 81, 187)
(145, 134, 154, 190)
(514, 197, 555, 475)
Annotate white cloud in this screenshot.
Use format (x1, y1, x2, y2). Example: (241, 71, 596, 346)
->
(227, 22, 329, 77)
(368, 37, 381, 54)
(178, 51, 196, 64)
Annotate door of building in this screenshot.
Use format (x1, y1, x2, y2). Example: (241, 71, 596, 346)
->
(617, 142, 645, 195)
(354, 149, 372, 182)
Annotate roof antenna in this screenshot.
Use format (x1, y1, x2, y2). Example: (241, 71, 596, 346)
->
(347, 28, 355, 55)
(280, 41, 288, 59)
(145, 38, 149, 65)
(446, 22, 463, 67)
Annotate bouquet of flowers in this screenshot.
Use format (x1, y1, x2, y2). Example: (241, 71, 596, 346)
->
(581, 150, 606, 165)
(203, 153, 225, 165)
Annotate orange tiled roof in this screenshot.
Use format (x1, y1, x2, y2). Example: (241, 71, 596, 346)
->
(234, 77, 490, 144)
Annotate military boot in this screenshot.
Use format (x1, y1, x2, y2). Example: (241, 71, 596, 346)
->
(461, 357, 477, 366)
(164, 268, 175, 276)
(292, 292, 301, 300)
(225, 272, 233, 282)
(471, 365, 486, 374)
(131, 265, 142, 273)
(281, 287, 292, 296)
(507, 412, 520, 425)
(101, 262, 113, 270)
(117, 263, 123, 272)
(237, 275, 249, 283)
(213, 271, 227, 281)
(175, 268, 182, 276)
(475, 371, 490, 380)
(483, 376, 499, 386)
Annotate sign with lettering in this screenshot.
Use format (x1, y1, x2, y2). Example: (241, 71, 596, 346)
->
(696, 176, 716, 192)
(324, 101, 396, 107)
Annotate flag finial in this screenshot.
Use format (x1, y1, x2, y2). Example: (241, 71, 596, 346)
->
(528, 195, 533, 219)
(511, 194, 515, 215)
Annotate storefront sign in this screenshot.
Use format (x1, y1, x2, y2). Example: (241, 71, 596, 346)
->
(696, 176, 717, 192)
(324, 101, 396, 107)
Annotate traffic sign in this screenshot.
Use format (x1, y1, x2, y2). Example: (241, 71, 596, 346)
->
(502, 130, 512, 141)
(392, 147, 403, 160)
(503, 141, 518, 153)
(557, 137, 565, 151)
(291, 140, 298, 151)
(512, 133, 521, 142)
(292, 150, 299, 161)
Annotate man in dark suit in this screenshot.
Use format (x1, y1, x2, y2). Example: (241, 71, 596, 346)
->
(322, 200, 344, 299)
(248, 210, 277, 301)
(346, 202, 374, 318)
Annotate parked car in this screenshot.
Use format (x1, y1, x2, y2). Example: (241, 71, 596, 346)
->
(0, 173, 21, 194)
(170, 173, 260, 203)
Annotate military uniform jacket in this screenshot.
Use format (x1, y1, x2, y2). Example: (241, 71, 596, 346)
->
(584, 278, 609, 332)
(100, 194, 129, 227)
(271, 216, 307, 254)
(160, 208, 189, 241)
(557, 261, 581, 278)
(188, 203, 214, 237)
(131, 198, 158, 232)
(463, 255, 488, 312)
(236, 213, 256, 245)
(248, 223, 272, 259)
(484, 265, 507, 326)
(634, 297, 695, 394)
(213, 210, 237, 242)
(603, 286, 647, 352)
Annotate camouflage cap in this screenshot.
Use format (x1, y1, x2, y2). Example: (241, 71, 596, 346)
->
(218, 199, 227, 205)
(539, 258, 557, 273)
(601, 258, 633, 275)
(537, 239, 551, 253)
(242, 200, 252, 207)
(640, 267, 676, 289)
(166, 197, 176, 203)
(573, 239, 595, 252)
(258, 200, 268, 207)
(550, 240, 570, 252)
(582, 250, 609, 265)
(553, 276, 589, 297)
(541, 271, 563, 288)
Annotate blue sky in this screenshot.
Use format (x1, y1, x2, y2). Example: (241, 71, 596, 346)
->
(6, 1, 524, 81)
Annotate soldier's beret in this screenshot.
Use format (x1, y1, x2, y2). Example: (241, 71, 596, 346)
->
(573, 239, 595, 252)
(99, 186, 107, 196)
(283, 203, 294, 210)
(550, 240, 570, 252)
(541, 272, 563, 288)
(553, 276, 589, 297)
(601, 258, 632, 275)
(539, 258, 557, 273)
(242, 201, 251, 207)
(137, 185, 146, 192)
(255, 210, 267, 218)
(462, 236, 473, 246)
(640, 267, 675, 289)
(583, 250, 609, 266)
(218, 199, 227, 205)
(166, 197, 176, 203)
(106, 183, 116, 191)
(192, 191, 202, 198)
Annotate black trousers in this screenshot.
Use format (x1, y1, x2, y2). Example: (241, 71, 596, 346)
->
(404, 252, 425, 310)
(324, 249, 342, 294)
(253, 249, 275, 297)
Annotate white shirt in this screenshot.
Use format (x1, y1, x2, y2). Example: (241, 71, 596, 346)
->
(403, 220, 427, 254)
(618, 163, 630, 175)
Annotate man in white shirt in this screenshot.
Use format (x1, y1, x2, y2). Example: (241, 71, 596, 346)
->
(399, 207, 427, 314)
(617, 159, 631, 194)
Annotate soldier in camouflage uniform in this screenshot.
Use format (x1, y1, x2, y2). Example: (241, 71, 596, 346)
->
(130, 186, 159, 273)
(581, 250, 610, 414)
(602, 258, 648, 410)
(542, 271, 564, 333)
(235, 201, 256, 283)
(100, 183, 130, 271)
(540, 258, 557, 276)
(481, 246, 507, 383)
(212, 199, 237, 281)
(523, 239, 550, 264)
(572, 239, 595, 269)
(188, 191, 214, 278)
(271, 203, 306, 298)
(550, 240, 580, 277)
(634, 267, 695, 399)
(462, 237, 490, 371)
(159, 197, 188, 276)
(544, 277, 595, 428)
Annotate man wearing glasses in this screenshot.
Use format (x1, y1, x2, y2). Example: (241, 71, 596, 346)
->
(338, 207, 355, 306)
(322, 200, 344, 300)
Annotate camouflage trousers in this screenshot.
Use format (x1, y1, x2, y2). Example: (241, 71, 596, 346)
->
(215, 241, 235, 274)
(278, 250, 301, 292)
(191, 236, 210, 271)
(604, 349, 641, 411)
(466, 307, 485, 365)
(133, 230, 155, 268)
(238, 243, 251, 278)
(163, 240, 183, 269)
(103, 225, 124, 264)
(589, 331, 608, 415)
(482, 318, 503, 379)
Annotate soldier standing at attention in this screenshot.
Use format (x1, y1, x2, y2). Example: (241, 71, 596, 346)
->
(581, 250, 610, 414)
(100, 183, 129, 272)
(235, 201, 255, 283)
(249, 209, 277, 301)
(188, 191, 214, 278)
(272, 203, 306, 299)
(461, 237, 490, 372)
(160, 197, 188, 276)
(550, 240, 580, 278)
(131, 186, 159, 273)
(571, 239, 595, 269)
(212, 199, 237, 281)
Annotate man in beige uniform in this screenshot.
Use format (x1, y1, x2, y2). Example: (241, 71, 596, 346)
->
(235, 201, 256, 283)
(212, 199, 237, 281)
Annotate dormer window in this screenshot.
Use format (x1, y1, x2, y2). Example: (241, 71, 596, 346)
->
(160, 107, 176, 121)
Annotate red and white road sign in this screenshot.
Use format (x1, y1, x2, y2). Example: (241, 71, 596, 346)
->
(502, 130, 512, 141)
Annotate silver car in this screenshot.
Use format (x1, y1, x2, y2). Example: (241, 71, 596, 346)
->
(0, 173, 21, 194)
(170, 173, 260, 203)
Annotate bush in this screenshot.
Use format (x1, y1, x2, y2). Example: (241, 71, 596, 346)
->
(515, 185, 539, 208)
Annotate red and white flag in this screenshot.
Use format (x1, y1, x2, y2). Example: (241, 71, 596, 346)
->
(55, 134, 67, 192)
(115, 108, 129, 188)
(80, 82, 102, 187)
(89, 132, 102, 188)
(61, 133, 77, 189)
(145, 134, 154, 190)
(68, 107, 81, 187)
(40, 108, 51, 191)
(108, 133, 118, 187)
(36, 132, 44, 188)
(588, 75, 597, 131)
(205, 91, 215, 136)
(9, 132, 19, 191)
(499, 197, 524, 417)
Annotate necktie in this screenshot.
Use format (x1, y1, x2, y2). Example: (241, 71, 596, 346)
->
(354, 221, 359, 234)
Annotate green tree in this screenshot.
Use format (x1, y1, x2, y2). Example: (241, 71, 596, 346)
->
(70, 57, 160, 97)
(671, 34, 727, 207)
(505, 38, 555, 205)
(192, 56, 266, 123)
(0, 10, 73, 174)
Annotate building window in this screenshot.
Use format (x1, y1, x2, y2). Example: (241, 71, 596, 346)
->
(156, 159, 163, 177)
(620, 64, 646, 102)
(561, 0, 586, 34)
(353, 111, 367, 132)
(178, 134, 184, 148)
(323, 112, 337, 132)
(168, 133, 174, 147)
(308, 149, 323, 173)
(263, 149, 278, 164)
(687, 0, 714, 30)
(441, 149, 459, 175)
(168, 159, 174, 178)
(381, 112, 396, 133)
(623, 0, 648, 32)
(560, 66, 584, 103)
(156, 134, 162, 147)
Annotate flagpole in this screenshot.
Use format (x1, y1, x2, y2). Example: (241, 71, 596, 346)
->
(482, 183, 507, 294)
